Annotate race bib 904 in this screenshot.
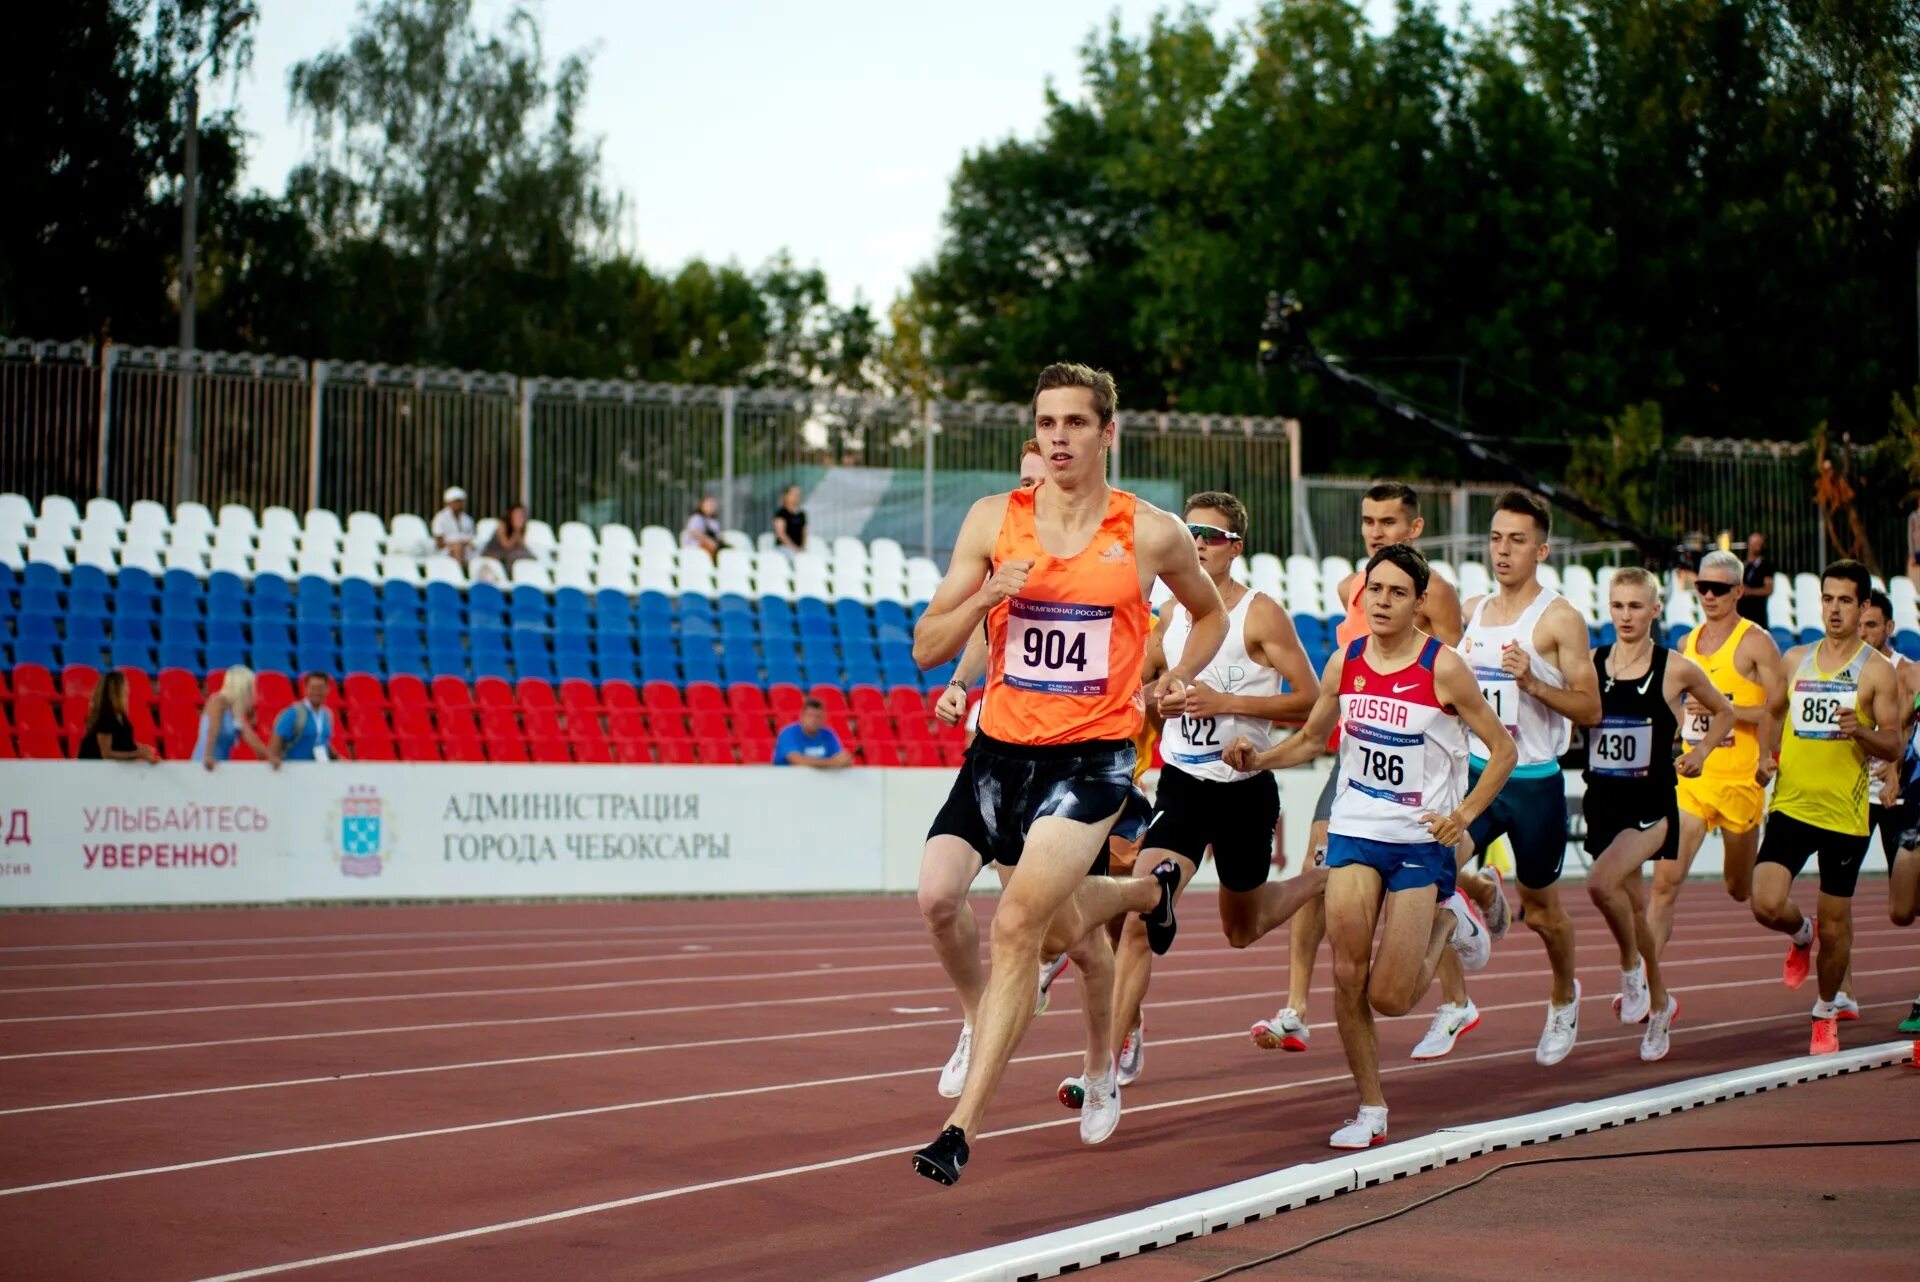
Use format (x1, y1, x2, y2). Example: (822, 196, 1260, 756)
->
(1789, 679, 1852, 741)
(1003, 599, 1113, 695)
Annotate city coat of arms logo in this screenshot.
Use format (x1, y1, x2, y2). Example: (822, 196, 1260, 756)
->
(327, 785, 393, 877)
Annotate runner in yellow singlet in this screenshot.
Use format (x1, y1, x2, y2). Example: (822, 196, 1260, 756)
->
(1648, 549, 1784, 957)
(1750, 559, 1901, 1056)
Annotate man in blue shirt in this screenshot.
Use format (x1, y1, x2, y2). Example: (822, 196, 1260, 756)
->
(773, 697, 854, 768)
(271, 673, 336, 762)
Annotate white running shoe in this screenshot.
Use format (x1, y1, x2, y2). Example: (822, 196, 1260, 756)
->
(1617, 960, 1650, 1025)
(1079, 1057, 1121, 1145)
(1329, 1104, 1388, 1149)
(1250, 1007, 1311, 1052)
(1034, 954, 1070, 1016)
(1536, 980, 1582, 1066)
(1830, 991, 1860, 1021)
(1483, 866, 1511, 942)
(1057, 1073, 1085, 1109)
(938, 1024, 972, 1099)
(1409, 1000, 1480, 1060)
(1117, 1019, 1145, 1086)
(1640, 994, 1678, 1062)
(1443, 891, 1491, 971)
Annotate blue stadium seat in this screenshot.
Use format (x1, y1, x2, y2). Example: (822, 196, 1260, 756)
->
(678, 594, 715, 622)
(423, 581, 464, 616)
(637, 656, 679, 684)
(1596, 623, 1618, 647)
(514, 652, 555, 683)
(70, 565, 112, 597)
(386, 650, 428, 679)
(13, 636, 58, 668)
(681, 652, 721, 684)
(798, 615, 836, 640)
(1898, 630, 1920, 661)
(472, 651, 513, 680)
(296, 573, 335, 602)
(510, 584, 549, 618)
(638, 590, 673, 624)
(554, 631, 592, 657)
(207, 570, 246, 600)
(206, 639, 248, 670)
(556, 652, 595, 682)
(113, 617, 156, 646)
(717, 592, 755, 618)
(342, 645, 383, 677)
(206, 595, 250, 625)
(21, 586, 62, 618)
(1796, 626, 1823, 645)
(114, 594, 159, 627)
(157, 640, 201, 671)
(117, 566, 158, 598)
(680, 613, 716, 639)
(760, 597, 794, 627)
(758, 614, 797, 642)
(468, 581, 506, 616)
(382, 580, 421, 615)
(338, 577, 378, 612)
(873, 601, 910, 632)
(24, 563, 66, 594)
(61, 639, 109, 671)
(596, 652, 637, 684)
(68, 589, 111, 622)
(111, 639, 156, 671)
(428, 651, 471, 680)
(722, 656, 762, 686)
(595, 610, 635, 639)
(252, 572, 291, 604)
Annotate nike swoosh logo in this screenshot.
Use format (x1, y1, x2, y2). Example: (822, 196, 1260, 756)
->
(1393, 682, 1419, 694)
(1637, 818, 1661, 829)
(1637, 674, 1654, 695)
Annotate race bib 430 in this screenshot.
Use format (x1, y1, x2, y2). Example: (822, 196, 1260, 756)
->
(1003, 599, 1113, 695)
(1590, 715, 1654, 778)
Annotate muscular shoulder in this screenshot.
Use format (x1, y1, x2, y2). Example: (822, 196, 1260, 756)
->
(1539, 596, 1593, 654)
(1131, 501, 1188, 561)
(1737, 621, 1782, 663)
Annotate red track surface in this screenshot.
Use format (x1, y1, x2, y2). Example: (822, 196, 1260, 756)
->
(0, 882, 1914, 1281)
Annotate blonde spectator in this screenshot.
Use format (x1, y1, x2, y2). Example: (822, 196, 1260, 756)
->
(193, 665, 280, 772)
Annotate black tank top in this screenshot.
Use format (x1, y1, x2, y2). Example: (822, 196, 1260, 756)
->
(1585, 643, 1677, 789)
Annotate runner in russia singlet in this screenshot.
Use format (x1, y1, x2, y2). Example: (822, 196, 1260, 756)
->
(1328, 635, 1469, 845)
(978, 485, 1152, 747)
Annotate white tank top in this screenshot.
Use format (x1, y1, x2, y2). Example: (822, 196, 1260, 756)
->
(1871, 650, 1906, 804)
(1162, 591, 1279, 783)
(1327, 636, 1469, 844)
(1458, 585, 1571, 768)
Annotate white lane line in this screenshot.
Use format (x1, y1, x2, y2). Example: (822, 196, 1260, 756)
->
(3, 927, 1905, 1059)
(179, 1001, 1910, 1282)
(0, 912, 919, 955)
(8, 959, 1912, 1121)
(0, 925, 934, 974)
(7, 921, 1904, 1028)
(0, 941, 941, 995)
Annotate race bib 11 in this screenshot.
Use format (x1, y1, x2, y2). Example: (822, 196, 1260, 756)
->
(1003, 599, 1113, 695)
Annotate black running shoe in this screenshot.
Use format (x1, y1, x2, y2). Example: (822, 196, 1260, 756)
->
(912, 1125, 970, 1185)
(1144, 858, 1181, 956)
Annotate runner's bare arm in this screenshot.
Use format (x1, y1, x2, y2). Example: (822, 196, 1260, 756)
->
(951, 628, 989, 688)
(1755, 644, 1798, 783)
(1725, 625, 1785, 726)
(1227, 651, 1344, 772)
(1434, 647, 1516, 823)
(1422, 575, 1465, 647)
(1841, 653, 1903, 762)
(912, 495, 1016, 668)
(1670, 653, 1734, 777)
(1510, 600, 1603, 726)
(1237, 593, 1317, 723)
(1140, 506, 1227, 684)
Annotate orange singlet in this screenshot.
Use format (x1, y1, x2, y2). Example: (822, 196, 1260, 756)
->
(978, 486, 1151, 747)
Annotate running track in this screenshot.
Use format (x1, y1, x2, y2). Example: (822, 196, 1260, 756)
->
(0, 883, 1914, 1281)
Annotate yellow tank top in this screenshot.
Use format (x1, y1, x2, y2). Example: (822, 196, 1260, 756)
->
(1681, 619, 1766, 779)
(1773, 641, 1874, 835)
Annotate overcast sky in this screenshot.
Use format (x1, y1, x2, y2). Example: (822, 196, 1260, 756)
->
(228, 1, 1426, 310)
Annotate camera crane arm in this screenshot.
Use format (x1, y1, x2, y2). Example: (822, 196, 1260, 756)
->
(1260, 291, 1672, 569)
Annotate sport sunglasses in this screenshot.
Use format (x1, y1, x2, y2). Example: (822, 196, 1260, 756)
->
(1187, 523, 1242, 547)
(1695, 579, 1736, 596)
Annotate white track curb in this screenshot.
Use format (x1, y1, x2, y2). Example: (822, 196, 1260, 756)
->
(876, 1039, 1914, 1282)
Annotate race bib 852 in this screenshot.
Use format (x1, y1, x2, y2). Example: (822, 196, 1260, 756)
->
(1789, 679, 1852, 741)
(1003, 599, 1113, 695)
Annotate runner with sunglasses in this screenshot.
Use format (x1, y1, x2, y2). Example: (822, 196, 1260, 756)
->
(1088, 492, 1320, 1097)
(1647, 550, 1784, 959)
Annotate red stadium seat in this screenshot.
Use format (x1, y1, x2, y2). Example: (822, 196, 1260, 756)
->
(445, 738, 487, 763)
(740, 735, 775, 764)
(685, 681, 726, 713)
(127, 699, 158, 741)
(733, 711, 774, 741)
(726, 683, 769, 717)
(485, 736, 530, 763)
(649, 710, 689, 741)
(392, 705, 436, 738)
(18, 727, 64, 759)
(860, 741, 902, 767)
(559, 678, 601, 715)
(16, 699, 59, 735)
(517, 677, 558, 712)
(768, 682, 805, 723)
(342, 672, 387, 708)
(474, 675, 515, 709)
(389, 673, 430, 709)
(608, 709, 648, 740)
(809, 685, 850, 716)
(257, 671, 296, 708)
(939, 740, 966, 767)
(887, 685, 927, 721)
(13, 663, 55, 702)
(0, 731, 14, 758)
(61, 664, 101, 701)
(849, 684, 888, 717)
(601, 679, 641, 712)
(431, 674, 473, 713)
(529, 736, 571, 763)
(611, 733, 652, 764)
(439, 707, 480, 741)
(896, 712, 936, 742)
(641, 680, 684, 713)
(396, 734, 441, 762)
(351, 735, 397, 762)
(902, 740, 942, 767)
(523, 706, 563, 739)
(655, 738, 695, 764)
(688, 710, 730, 740)
(572, 734, 613, 764)
(157, 667, 200, 706)
(694, 736, 736, 764)
(479, 707, 521, 740)
(0, 669, 11, 706)
(119, 667, 156, 709)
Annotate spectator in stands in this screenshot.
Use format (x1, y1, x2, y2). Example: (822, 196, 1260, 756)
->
(194, 665, 280, 772)
(682, 495, 722, 559)
(773, 697, 853, 768)
(773, 484, 808, 556)
(481, 503, 534, 568)
(433, 486, 476, 564)
(1738, 530, 1775, 625)
(74, 672, 158, 763)
(270, 673, 336, 762)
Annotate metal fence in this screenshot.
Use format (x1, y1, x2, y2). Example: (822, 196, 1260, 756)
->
(7, 335, 1904, 576)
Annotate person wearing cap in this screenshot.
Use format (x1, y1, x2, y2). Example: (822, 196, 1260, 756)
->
(433, 486, 477, 564)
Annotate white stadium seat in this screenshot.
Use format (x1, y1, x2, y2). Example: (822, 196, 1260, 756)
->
(39, 494, 82, 534)
(387, 513, 432, 556)
(381, 553, 425, 584)
(0, 493, 34, 528)
(172, 501, 215, 539)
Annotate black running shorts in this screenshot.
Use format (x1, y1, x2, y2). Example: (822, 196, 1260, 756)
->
(1583, 780, 1679, 862)
(1756, 811, 1870, 898)
(1141, 765, 1281, 894)
(925, 734, 1149, 871)
(1466, 768, 1571, 890)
